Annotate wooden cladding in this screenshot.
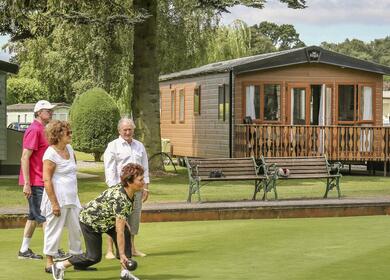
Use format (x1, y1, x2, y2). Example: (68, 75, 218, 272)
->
(235, 124, 390, 162)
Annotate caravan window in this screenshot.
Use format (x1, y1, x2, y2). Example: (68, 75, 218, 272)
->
(337, 84, 374, 124)
(264, 84, 281, 121)
(338, 85, 355, 122)
(171, 90, 176, 123)
(218, 84, 230, 121)
(244, 83, 281, 122)
(179, 89, 185, 123)
(194, 86, 201, 115)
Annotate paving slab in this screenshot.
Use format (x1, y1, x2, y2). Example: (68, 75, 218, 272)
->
(3, 196, 390, 216)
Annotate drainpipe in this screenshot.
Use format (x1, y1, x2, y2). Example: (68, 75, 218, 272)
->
(229, 70, 233, 158)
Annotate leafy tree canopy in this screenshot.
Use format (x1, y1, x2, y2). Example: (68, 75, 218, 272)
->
(7, 77, 48, 105)
(197, 0, 306, 12)
(251, 21, 305, 50)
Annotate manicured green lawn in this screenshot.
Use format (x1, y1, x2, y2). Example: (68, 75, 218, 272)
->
(1, 216, 390, 279)
(2, 164, 390, 207)
(74, 151, 95, 161)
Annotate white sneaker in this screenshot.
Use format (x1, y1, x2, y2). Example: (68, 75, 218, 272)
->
(120, 269, 140, 280)
(51, 263, 65, 280)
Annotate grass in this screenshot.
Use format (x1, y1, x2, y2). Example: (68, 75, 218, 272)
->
(74, 150, 95, 161)
(2, 164, 390, 207)
(1, 216, 390, 279)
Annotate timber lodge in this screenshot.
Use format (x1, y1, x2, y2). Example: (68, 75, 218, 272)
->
(159, 46, 390, 173)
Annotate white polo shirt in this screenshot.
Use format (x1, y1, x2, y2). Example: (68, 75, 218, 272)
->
(103, 136, 150, 187)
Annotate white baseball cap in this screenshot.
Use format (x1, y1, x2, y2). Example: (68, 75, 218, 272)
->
(34, 100, 56, 113)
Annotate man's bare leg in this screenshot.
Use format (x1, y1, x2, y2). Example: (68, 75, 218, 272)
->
(131, 235, 146, 257)
(105, 236, 116, 259)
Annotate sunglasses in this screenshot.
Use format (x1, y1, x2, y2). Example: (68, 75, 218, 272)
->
(66, 130, 72, 136)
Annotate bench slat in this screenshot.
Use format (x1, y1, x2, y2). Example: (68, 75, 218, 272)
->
(268, 167, 328, 172)
(197, 172, 257, 177)
(195, 163, 255, 168)
(280, 174, 334, 179)
(266, 160, 326, 164)
(198, 175, 264, 181)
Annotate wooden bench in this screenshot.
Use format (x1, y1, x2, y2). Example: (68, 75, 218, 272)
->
(184, 157, 272, 202)
(258, 156, 342, 200)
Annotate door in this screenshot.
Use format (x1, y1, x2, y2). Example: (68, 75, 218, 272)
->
(287, 84, 309, 125)
(287, 84, 326, 155)
(287, 84, 325, 125)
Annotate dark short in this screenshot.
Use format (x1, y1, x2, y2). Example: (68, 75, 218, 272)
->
(27, 186, 46, 224)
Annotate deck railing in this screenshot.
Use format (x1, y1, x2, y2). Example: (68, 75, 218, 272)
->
(234, 124, 390, 162)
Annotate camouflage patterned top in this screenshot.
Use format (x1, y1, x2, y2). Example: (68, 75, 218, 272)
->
(79, 184, 133, 233)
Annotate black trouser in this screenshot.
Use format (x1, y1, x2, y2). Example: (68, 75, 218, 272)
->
(68, 222, 132, 268)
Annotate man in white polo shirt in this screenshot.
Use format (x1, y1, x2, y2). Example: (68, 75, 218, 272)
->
(103, 117, 150, 259)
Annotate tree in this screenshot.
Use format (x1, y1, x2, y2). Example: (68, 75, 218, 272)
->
(206, 20, 254, 62)
(1, 0, 139, 112)
(157, 0, 218, 74)
(132, 0, 162, 170)
(7, 77, 48, 104)
(251, 21, 305, 50)
(69, 87, 120, 161)
(1, 0, 307, 170)
(132, 0, 306, 170)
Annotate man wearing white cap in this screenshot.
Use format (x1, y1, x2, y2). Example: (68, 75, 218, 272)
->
(18, 100, 56, 263)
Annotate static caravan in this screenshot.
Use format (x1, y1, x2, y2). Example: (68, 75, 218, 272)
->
(159, 46, 390, 164)
(7, 102, 70, 126)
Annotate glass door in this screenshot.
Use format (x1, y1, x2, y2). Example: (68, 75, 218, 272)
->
(290, 86, 308, 125)
(288, 84, 326, 125)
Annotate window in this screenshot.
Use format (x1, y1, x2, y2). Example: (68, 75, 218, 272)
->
(171, 90, 176, 123)
(245, 85, 260, 120)
(338, 85, 355, 122)
(179, 89, 185, 123)
(337, 84, 373, 123)
(292, 87, 306, 125)
(224, 84, 230, 120)
(194, 86, 201, 115)
(218, 84, 230, 121)
(359, 86, 373, 121)
(244, 83, 281, 122)
(264, 84, 281, 121)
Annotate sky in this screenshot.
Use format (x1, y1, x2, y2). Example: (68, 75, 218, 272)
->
(0, 36, 10, 61)
(221, 0, 390, 46)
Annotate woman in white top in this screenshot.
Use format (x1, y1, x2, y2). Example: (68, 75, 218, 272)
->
(41, 120, 82, 274)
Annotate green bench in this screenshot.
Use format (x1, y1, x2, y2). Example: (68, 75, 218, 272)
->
(184, 157, 272, 202)
(258, 156, 342, 200)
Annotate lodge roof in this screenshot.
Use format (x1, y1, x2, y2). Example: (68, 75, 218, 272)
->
(159, 46, 390, 82)
(0, 59, 18, 74)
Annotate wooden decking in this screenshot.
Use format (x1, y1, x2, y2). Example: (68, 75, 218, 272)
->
(235, 124, 390, 163)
